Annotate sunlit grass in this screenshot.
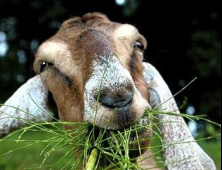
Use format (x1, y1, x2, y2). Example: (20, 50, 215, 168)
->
(0, 108, 221, 170)
(200, 140, 221, 170)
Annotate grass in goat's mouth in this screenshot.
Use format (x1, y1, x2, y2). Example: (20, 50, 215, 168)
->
(1, 109, 220, 170)
(0, 112, 154, 170)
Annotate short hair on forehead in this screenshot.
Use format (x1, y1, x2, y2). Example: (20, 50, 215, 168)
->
(60, 12, 111, 30)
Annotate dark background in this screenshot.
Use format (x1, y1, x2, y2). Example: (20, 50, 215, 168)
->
(0, 0, 221, 134)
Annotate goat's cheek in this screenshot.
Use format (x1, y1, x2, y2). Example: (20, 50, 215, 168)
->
(133, 90, 150, 111)
(135, 80, 149, 101)
(56, 89, 84, 122)
(42, 74, 84, 122)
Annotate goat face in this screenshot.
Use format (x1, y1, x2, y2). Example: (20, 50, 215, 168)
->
(34, 13, 152, 152)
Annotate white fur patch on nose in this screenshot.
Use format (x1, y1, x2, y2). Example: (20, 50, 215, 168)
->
(84, 55, 134, 125)
(85, 55, 133, 97)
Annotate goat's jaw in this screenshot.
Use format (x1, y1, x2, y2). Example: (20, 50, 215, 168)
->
(107, 117, 152, 158)
(84, 87, 152, 158)
(84, 87, 152, 157)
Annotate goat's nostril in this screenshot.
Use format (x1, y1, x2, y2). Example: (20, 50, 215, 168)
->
(98, 91, 133, 109)
(112, 93, 133, 108)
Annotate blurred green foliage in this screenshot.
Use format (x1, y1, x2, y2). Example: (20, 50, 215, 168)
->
(188, 31, 221, 124)
(0, 131, 69, 170)
(189, 31, 221, 77)
(197, 126, 221, 170)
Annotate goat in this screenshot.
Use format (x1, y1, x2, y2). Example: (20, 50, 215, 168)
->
(0, 13, 216, 170)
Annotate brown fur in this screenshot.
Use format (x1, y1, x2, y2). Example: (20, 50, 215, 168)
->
(34, 12, 153, 168)
(34, 12, 149, 122)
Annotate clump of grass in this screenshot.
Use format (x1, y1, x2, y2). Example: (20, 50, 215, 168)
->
(0, 106, 221, 170)
(0, 116, 148, 169)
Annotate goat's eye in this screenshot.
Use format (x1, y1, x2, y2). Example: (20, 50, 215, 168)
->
(40, 62, 52, 73)
(134, 41, 145, 51)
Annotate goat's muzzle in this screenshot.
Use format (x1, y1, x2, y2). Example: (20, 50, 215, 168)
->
(96, 84, 134, 126)
(84, 54, 151, 129)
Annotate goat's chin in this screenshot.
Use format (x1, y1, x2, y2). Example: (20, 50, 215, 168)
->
(106, 117, 152, 158)
(84, 91, 152, 158)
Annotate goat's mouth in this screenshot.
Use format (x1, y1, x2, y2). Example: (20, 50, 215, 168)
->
(84, 92, 151, 131)
(84, 84, 152, 158)
(102, 116, 152, 159)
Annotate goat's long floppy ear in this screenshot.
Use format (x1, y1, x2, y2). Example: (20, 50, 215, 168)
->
(0, 75, 53, 138)
(143, 63, 216, 170)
